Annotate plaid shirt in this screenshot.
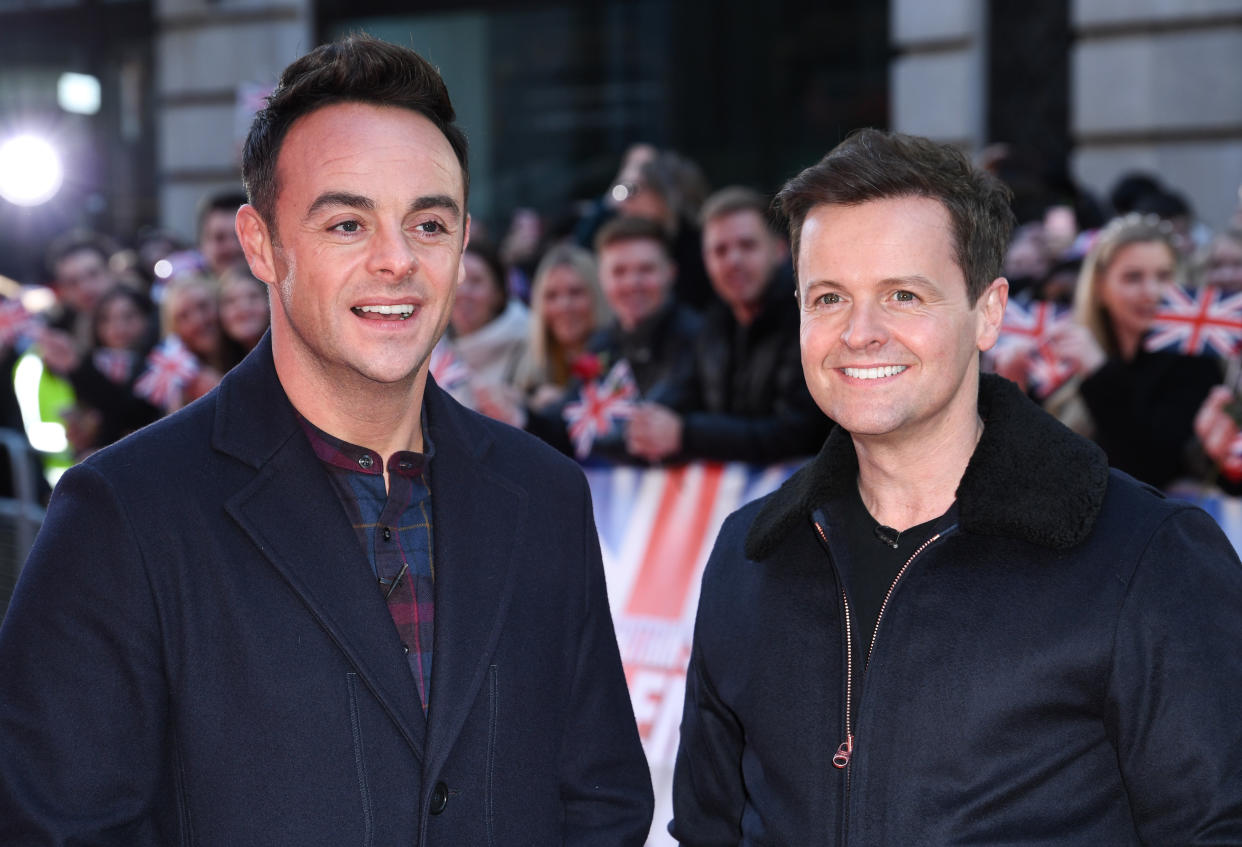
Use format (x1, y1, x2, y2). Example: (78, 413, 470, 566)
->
(299, 416, 436, 713)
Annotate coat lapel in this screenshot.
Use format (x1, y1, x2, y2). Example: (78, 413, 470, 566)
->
(213, 337, 427, 758)
(422, 381, 526, 778)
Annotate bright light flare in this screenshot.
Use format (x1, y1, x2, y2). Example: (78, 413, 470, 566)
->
(0, 134, 64, 207)
(58, 73, 101, 115)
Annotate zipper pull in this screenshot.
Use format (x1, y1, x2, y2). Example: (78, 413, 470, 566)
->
(833, 735, 853, 769)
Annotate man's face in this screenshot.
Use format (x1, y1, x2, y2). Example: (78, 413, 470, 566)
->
(703, 210, 784, 313)
(239, 102, 467, 394)
(598, 238, 674, 331)
(797, 196, 1005, 446)
(54, 248, 113, 314)
(200, 209, 245, 276)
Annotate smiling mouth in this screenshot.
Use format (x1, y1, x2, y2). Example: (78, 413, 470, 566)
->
(352, 304, 415, 320)
(842, 365, 907, 379)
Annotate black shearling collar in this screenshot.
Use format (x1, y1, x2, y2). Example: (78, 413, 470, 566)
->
(744, 374, 1110, 559)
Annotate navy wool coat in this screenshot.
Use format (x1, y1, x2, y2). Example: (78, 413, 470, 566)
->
(0, 334, 653, 846)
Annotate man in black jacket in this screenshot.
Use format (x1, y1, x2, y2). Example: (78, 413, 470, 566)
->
(670, 130, 1242, 844)
(627, 187, 828, 463)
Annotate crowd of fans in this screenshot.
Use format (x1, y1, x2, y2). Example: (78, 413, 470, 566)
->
(4, 142, 1242, 500)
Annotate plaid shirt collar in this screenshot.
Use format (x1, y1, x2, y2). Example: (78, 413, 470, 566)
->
(297, 409, 435, 478)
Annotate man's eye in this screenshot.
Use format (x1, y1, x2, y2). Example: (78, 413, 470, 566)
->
(331, 220, 361, 233)
(815, 292, 841, 306)
(416, 220, 445, 234)
(893, 290, 916, 302)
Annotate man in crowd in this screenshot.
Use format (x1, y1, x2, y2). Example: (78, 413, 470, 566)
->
(0, 35, 653, 845)
(626, 186, 829, 463)
(43, 230, 117, 348)
(592, 215, 701, 401)
(196, 189, 248, 278)
(670, 129, 1242, 843)
(523, 215, 700, 461)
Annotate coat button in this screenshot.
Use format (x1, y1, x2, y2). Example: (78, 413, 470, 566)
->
(429, 781, 448, 815)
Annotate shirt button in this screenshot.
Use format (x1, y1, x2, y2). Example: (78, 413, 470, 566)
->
(357, 454, 374, 469)
(399, 460, 412, 470)
(401, 643, 409, 654)
(382, 527, 392, 542)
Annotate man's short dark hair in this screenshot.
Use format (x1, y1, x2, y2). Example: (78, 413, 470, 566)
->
(774, 128, 1015, 305)
(699, 186, 778, 234)
(594, 215, 672, 259)
(44, 229, 115, 277)
(241, 34, 469, 236)
(196, 190, 249, 238)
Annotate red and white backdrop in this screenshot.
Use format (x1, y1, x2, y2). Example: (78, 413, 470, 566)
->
(586, 460, 797, 846)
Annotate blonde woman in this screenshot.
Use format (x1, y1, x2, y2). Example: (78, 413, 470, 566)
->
(513, 244, 611, 410)
(157, 273, 227, 408)
(1043, 214, 1222, 487)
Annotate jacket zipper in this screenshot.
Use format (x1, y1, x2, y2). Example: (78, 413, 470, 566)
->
(815, 520, 942, 770)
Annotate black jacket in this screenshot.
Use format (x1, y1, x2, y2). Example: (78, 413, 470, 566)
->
(675, 270, 829, 463)
(1078, 348, 1222, 489)
(671, 374, 1242, 845)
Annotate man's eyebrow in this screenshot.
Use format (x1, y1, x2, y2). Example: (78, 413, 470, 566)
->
(410, 194, 462, 220)
(303, 191, 463, 223)
(305, 191, 374, 220)
(886, 274, 938, 290)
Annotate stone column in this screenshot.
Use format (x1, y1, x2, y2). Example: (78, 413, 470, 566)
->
(154, 0, 312, 239)
(1072, 0, 1242, 230)
(890, 0, 989, 149)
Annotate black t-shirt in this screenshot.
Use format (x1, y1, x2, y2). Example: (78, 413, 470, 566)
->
(834, 485, 942, 650)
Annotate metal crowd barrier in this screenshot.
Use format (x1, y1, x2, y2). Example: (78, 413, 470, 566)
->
(0, 428, 45, 620)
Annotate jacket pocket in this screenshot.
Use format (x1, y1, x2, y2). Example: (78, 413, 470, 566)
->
(346, 672, 375, 847)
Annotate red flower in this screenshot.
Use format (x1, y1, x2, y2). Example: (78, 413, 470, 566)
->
(570, 353, 603, 382)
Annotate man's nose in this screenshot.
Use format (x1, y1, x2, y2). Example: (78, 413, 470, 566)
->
(367, 224, 417, 279)
(841, 299, 887, 349)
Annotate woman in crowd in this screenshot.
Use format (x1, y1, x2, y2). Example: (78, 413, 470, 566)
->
(159, 273, 227, 409)
(1043, 213, 1223, 488)
(441, 239, 529, 406)
(513, 244, 611, 411)
(48, 285, 162, 456)
(218, 262, 270, 366)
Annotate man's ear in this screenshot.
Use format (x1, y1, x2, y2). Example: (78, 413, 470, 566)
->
(975, 276, 1009, 353)
(235, 204, 277, 286)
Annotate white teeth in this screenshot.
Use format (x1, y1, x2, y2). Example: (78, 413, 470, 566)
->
(843, 365, 907, 380)
(355, 304, 415, 318)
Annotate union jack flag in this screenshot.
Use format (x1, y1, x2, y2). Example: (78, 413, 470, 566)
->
(0, 299, 35, 349)
(1025, 344, 1077, 399)
(996, 299, 1069, 350)
(134, 336, 199, 411)
(92, 348, 136, 384)
(563, 359, 638, 459)
(1145, 284, 1242, 358)
(428, 343, 471, 393)
(994, 300, 1075, 399)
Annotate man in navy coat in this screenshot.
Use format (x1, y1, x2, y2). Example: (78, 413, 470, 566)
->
(0, 35, 652, 845)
